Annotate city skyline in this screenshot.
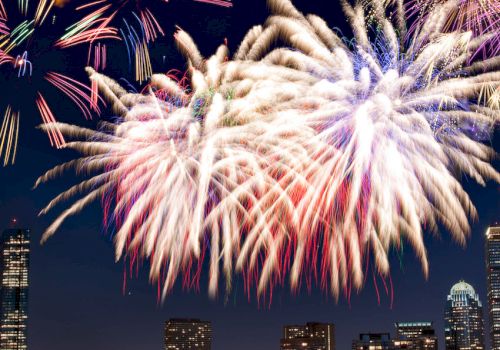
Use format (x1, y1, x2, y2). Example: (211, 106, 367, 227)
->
(0, 221, 497, 350)
(0, 213, 498, 348)
(160, 281, 486, 349)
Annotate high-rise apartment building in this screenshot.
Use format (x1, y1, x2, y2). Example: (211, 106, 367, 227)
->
(0, 228, 30, 350)
(444, 281, 485, 350)
(394, 322, 438, 350)
(280, 322, 335, 350)
(164, 318, 211, 350)
(486, 223, 500, 350)
(352, 333, 394, 350)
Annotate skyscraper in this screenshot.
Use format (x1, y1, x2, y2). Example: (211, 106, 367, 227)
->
(164, 318, 211, 350)
(486, 223, 500, 350)
(444, 280, 485, 350)
(394, 322, 438, 350)
(352, 333, 394, 350)
(280, 322, 335, 350)
(0, 228, 30, 350)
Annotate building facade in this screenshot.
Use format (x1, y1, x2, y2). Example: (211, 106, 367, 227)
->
(0, 228, 30, 350)
(164, 318, 211, 350)
(352, 333, 394, 350)
(281, 322, 335, 350)
(444, 281, 485, 350)
(486, 224, 500, 350)
(394, 322, 438, 350)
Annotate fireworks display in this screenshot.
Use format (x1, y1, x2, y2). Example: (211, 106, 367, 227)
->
(0, 0, 104, 165)
(407, 0, 500, 57)
(0, 0, 232, 166)
(36, 0, 499, 301)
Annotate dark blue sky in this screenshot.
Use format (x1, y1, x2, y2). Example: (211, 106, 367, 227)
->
(0, 1, 498, 350)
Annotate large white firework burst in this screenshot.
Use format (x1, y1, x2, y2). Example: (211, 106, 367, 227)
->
(37, 0, 499, 300)
(231, 0, 500, 296)
(37, 37, 312, 298)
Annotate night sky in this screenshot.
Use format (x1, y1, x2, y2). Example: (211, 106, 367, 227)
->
(0, 1, 499, 350)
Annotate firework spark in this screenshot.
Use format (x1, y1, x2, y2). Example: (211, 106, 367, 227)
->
(38, 0, 499, 301)
(36, 93, 65, 148)
(406, 0, 500, 57)
(0, 106, 19, 166)
(120, 15, 153, 84)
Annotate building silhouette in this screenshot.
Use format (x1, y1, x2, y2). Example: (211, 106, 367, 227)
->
(444, 281, 485, 350)
(486, 223, 500, 350)
(0, 228, 30, 350)
(394, 322, 438, 350)
(280, 322, 335, 350)
(352, 333, 394, 350)
(164, 318, 211, 350)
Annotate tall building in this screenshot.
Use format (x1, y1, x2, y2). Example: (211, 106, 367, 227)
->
(486, 223, 500, 350)
(280, 322, 335, 350)
(394, 322, 438, 350)
(352, 333, 394, 350)
(164, 318, 211, 350)
(0, 228, 30, 350)
(444, 280, 485, 350)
